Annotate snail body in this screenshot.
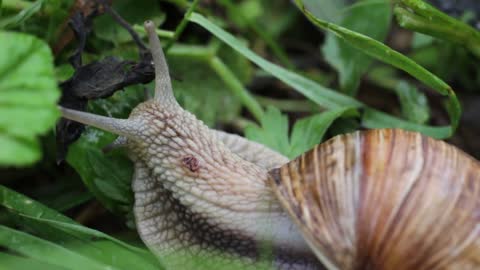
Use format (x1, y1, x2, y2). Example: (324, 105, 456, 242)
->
(60, 21, 480, 269)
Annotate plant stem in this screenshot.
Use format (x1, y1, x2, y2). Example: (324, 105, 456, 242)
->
(164, 0, 200, 52)
(249, 23, 295, 70)
(366, 66, 399, 91)
(2, 0, 55, 16)
(254, 95, 319, 112)
(208, 56, 264, 121)
(231, 117, 256, 131)
(162, 0, 189, 9)
(167, 44, 214, 61)
(2, 0, 31, 11)
(133, 25, 175, 39)
(217, 0, 295, 69)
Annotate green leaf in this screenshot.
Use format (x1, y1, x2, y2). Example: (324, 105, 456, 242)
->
(89, 149, 132, 203)
(0, 223, 160, 270)
(0, 0, 43, 29)
(40, 189, 93, 212)
(225, 0, 263, 28)
(67, 129, 134, 216)
(64, 240, 161, 270)
(0, 185, 163, 269)
(0, 31, 60, 166)
(411, 33, 435, 49)
(322, 0, 391, 95)
(362, 109, 450, 138)
(289, 108, 348, 158)
(0, 225, 114, 270)
(0, 220, 161, 270)
(244, 106, 290, 155)
(217, 44, 253, 86)
(328, 117, 360, 137)
(250, 0, 298, 39)
(1, 184, 74, 224)
(394, 80, 429, 124)
(1, 185, 128, 250)
(245, 107, 347, 159)
(0, 252, 69, 270)
(294, 1, 461, 135)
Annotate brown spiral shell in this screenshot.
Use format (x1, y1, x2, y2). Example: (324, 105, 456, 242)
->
(269, 129, 480, 270)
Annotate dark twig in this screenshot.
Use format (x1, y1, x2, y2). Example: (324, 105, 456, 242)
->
(100, 0, 148, 55)
(56, 3, 155, 163)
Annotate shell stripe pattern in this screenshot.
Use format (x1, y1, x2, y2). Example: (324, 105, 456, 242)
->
(269, 129, 480, 270)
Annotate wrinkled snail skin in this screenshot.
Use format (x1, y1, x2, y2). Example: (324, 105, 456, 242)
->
(270, 129, 480, 270)
(213, 130, 290, 170)
(58, 20, 480, 270)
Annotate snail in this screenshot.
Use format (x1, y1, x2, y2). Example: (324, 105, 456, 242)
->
(60, 21, 480, 270)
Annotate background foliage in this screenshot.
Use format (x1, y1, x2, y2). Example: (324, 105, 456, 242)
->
(1, 0, 480, 269)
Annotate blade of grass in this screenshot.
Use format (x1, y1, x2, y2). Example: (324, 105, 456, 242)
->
(164, 0, 200, 51)
(0, 185, 75, 224)
(0, 185, 150, 255)
(0, 225, 115, 270)
(5, 212, 161, 270)
(189, 12, 455, 139)
(254, 96, 319, 112)
(64, 239, 162, 270)
(394, 0, 480, 58)
(190, 13, 363, 110)
(2, 0, 35, 11)
(362, 109, 450, 138)
(20, 214, 151, 254)
(0, 218, 159, 270)
(294, 0, 461, 134)
(0, 0, 43, 28)
(289, 107, 349, 157)
(217, 0, 295, 69)
(132, 24, 174, 39)
(0, 185, 163, 269)
(0, 252, 68, 270)
(209, 56, 264, 120)
(321, 0, 392, 95)
(44, 191, 93, 212)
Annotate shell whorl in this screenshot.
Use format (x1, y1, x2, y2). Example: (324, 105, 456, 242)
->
(269, 129, 480, 270)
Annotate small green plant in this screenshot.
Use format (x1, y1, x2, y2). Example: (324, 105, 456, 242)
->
(1, 0, 479, 269)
